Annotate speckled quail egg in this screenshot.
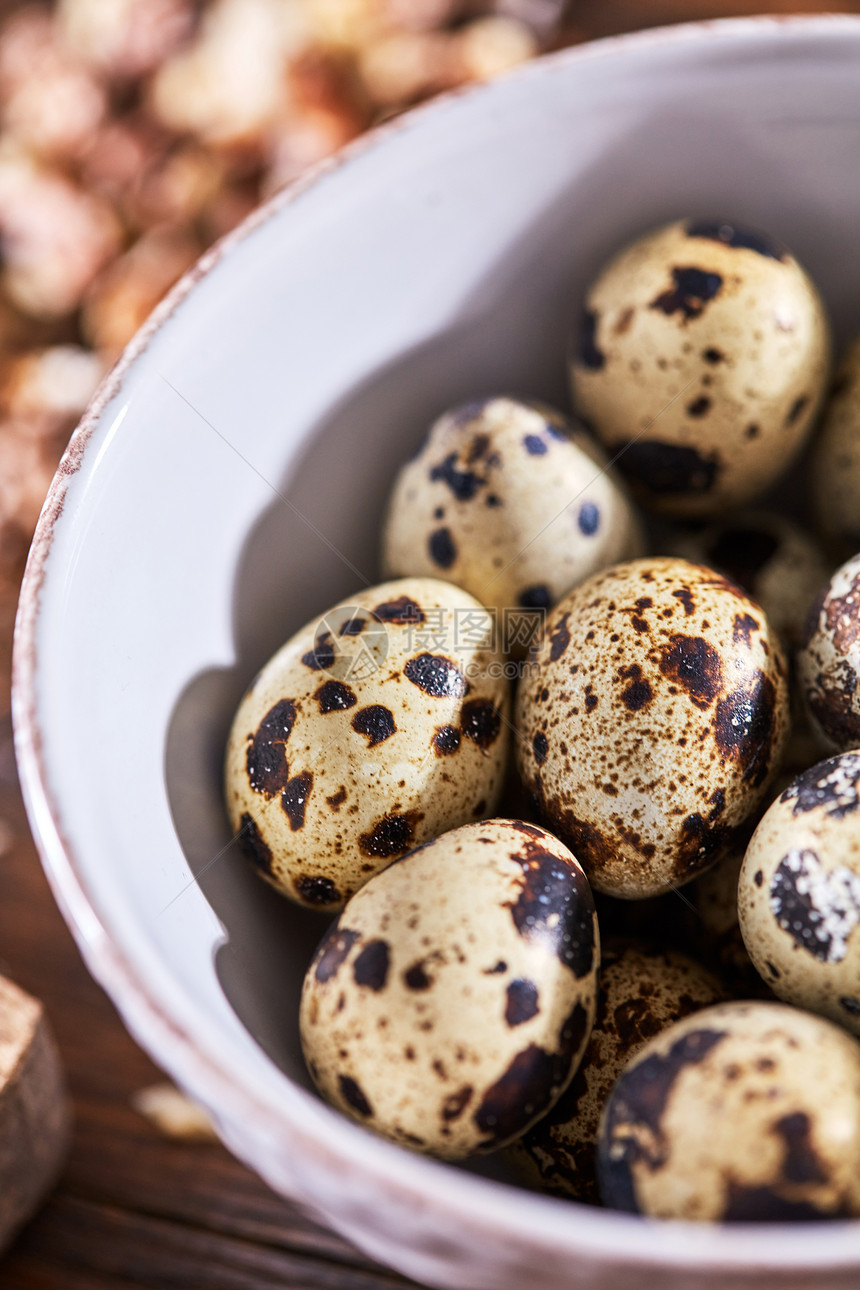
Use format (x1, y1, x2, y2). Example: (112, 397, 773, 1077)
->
(382, 397, 642, 653)
(507, 942, 723, 1203)
(812, 337, 860, 553)
(299, 819, 599, 1159)
(570, 219, 831, 517)
(665, 511, 830, 651)
(797, 553, 860, 751)
(516, 557, 790, 899)
(687, 839, 765, 996)
(738, 754, 860, 1036)
(598, 1000, 860, 1221)
(224, 577, 510, 912)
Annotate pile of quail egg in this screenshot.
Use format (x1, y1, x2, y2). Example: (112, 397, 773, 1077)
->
(225, 217, 860, 1224)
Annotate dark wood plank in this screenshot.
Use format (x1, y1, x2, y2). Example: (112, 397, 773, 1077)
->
(6, 1195, 410, 1290)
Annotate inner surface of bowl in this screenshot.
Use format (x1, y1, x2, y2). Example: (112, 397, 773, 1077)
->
(15, 16, 860, 1290)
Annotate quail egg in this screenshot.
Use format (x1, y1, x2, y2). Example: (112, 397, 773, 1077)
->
(507, 942, 723, 1202)
(382, 397, 642, 654)
(224, 577, 509, 911)
(812, 337, 860, 553)
(797, 553, 860, 751)
(300, 819, 599, 1159)
(665, 511, 829, 651)
(598, 1000, 860, 1221)
(686, 839, 764, 995)
(516, 557, 790, 898)
(570, 219, 831, 517)
(738, 754, 860, 1036)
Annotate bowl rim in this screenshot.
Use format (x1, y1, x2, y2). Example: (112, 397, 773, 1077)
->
(13, 12, 860, 1275)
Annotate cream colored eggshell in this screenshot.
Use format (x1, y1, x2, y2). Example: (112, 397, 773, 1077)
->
(666, 511, 830, 651)
(570, 219, 831, 517)
(507, 943, 723, 1202)
(812, 337, 860, 551)
(382, 397, 643, 648)
(739, 754, 860, 1036)
(515, 557, 790, 898)
(224, 577, 510, 910)
(598, 1000, 860, 1220)
(797, 554, 860, 751)
(299, 819, 599, 1159)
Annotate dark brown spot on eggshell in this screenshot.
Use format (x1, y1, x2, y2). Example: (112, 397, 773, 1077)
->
(238, 813, 274, 875)
(430, 452, 485, 502)
(549, 615, 571, 662)
(713, 671, 776, 787)
(475, 1000, 590, 1148)
(442, 1085, 474, 1122)
(302, 632, 335, 671)
(433, 725, 461, 755)
(672, 587, 695, 616)
(352, 939, 390, 991)
(733, 613, 759, 647)
(352, 705, 396, 746)
(650, 265, 723, 321)
(615, 306, 635, 335)
(774, 1112, 828, 1185)
(533, 731, 548, 764)
(404, 961, 432, 991)
(429, 527, 457, 569)
(246, 699, 296, 797)
(281, 770, 313, 829)
(326, 787, 347, 810)
(359, 812, 421, 858)
(461, 699, 501, 749)
(618, 664, 653, 712)
(769, 848, 859, 964)
(474, 1044, 556, 1146)
(780, 755, 860, 819)
(339, 1074, 373, 1118)
(507, 843, 596, 976)
(315, 680, 357, 713)
(787, 394, 810, 426)
(374, 596, 426, 625)
(687, 395, 711, 418)
(404, 653, 468, 699)
(659, 635, 723, 710)
(314, 926, 360, 982)
(506, 979, 540, 1027)
(297, 873, 340, 907)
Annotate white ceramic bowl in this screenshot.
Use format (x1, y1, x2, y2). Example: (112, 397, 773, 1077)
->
(14, 16, 860, 1289)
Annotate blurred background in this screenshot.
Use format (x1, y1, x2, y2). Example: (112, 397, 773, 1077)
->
(0, 2, 858, 1286)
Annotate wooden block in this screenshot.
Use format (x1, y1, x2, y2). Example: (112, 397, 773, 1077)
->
(0, 975, 69, 1253)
